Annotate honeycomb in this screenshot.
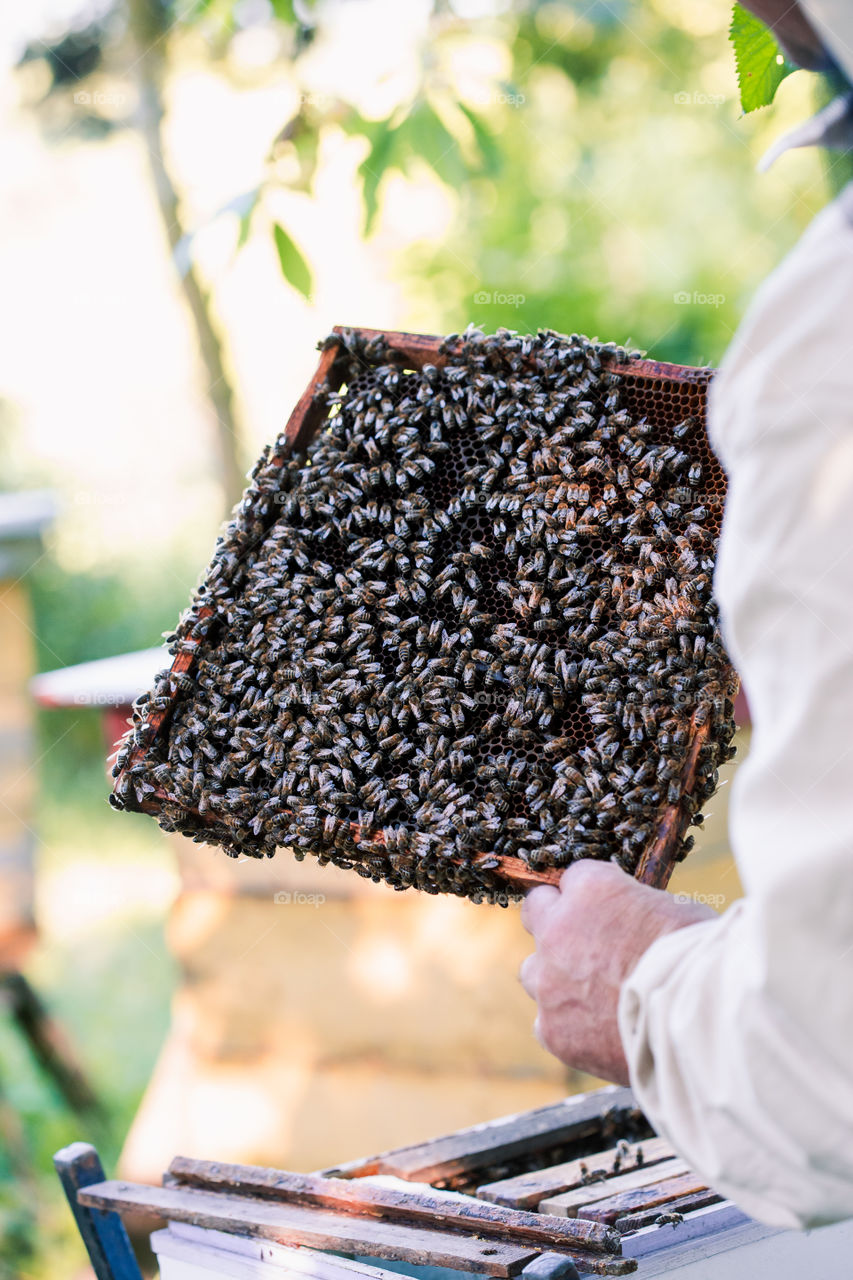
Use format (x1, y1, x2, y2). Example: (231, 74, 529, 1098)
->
(112, 327, 737, 902)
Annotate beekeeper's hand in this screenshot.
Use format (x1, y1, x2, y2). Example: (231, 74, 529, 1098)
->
(519, 861, 715, 1083)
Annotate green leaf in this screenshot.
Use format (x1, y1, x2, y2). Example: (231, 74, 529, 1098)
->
(269, 0, 296, 22)
(401, 99, 467, 190)
(236, 190, 261, 249)
(272, 223, 313, 299)
(458, 102, 503, 177)
(730, 2, 797, 113)
(358, 118, 400, 234)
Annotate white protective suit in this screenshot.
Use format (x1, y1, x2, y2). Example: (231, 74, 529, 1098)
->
(618, 3, 853, 1232)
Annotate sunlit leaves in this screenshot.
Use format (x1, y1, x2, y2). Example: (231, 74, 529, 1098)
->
(458, 103, 502, 178)
(273, 223, 313, 299)
(269, 0, 296, 21)
(730, 2, 797, 113)
(352, 96, 503, 234)
(356, 115, 404, 235)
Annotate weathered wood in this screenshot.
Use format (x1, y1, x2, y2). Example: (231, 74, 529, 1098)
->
(540, 1161, 688, 1218)
(613, 1187, 723, 1234)
(82, 1181, 634, 1275)
(166, 1159, 621, 1255)
(476, 1138, 675, 1210)
(635, 720, 712, 889)
(53, 1145, 143, 1280)
(119, 602, 214, 783)
(283, 342, 345, 454)
(576, 1173, 713, 1227)
(472, 854, 562, 892)
(336, 1086, 636, 1184)
(78, 1180, 540, 1276)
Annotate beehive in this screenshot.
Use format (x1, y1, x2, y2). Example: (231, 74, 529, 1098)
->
(112, 327, 737, 900)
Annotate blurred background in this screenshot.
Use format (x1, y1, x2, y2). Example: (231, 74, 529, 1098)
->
(0, 0, 837, 1274)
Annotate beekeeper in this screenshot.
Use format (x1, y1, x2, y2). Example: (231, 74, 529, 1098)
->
(520, 0, 853, 1231)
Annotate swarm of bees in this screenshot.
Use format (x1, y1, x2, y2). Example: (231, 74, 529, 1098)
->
(112, 327, 737, 902)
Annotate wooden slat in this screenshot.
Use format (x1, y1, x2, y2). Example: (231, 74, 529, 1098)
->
(77, 1182, 638, 1277)
(540, 1161, 688, 1218)
(166, 1159, 621, 1256)
(79, 1181, 536, 1277)
(335, 1086, 637, 1184)
(577, 1173, 712, 1227)
(476, 1138, 675, 1210)
(613, 1188, 723, 1234)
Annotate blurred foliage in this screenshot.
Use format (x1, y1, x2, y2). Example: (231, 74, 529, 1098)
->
(0, 917, 175, 1280)
(18, 0, 836, 367)
(24, 0, 828, 319)
(28, 551, 199, 819)
(386, 2, 828, 367)
(1, 556, 185, 1277)
(29, 554, 197, 673)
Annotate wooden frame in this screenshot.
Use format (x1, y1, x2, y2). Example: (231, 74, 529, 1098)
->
(114, 328, 724, 895)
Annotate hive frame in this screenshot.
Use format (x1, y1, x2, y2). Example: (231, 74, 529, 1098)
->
(116, 327, 728, 895)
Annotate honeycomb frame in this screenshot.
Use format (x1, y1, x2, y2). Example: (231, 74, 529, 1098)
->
(113, 326, 737, 897)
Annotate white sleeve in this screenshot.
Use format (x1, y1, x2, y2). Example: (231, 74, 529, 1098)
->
(618, 188, 853, 1230)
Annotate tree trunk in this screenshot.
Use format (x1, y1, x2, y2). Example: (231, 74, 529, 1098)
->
(126, 0, 247, 514)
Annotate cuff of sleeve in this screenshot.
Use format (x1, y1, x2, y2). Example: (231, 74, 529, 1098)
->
(616, 912, 737, 1133)
(618, 915, 724, 1054)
